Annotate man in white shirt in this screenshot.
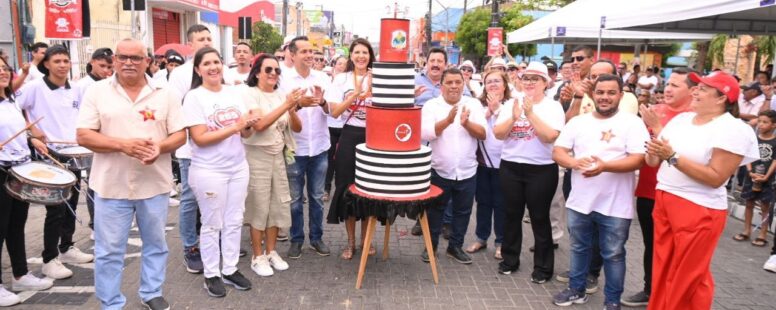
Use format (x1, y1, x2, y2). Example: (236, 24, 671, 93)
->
(167, 24, 213, 274)
(224, 42, 253, 85)
(420, 68, 486, 264)
(739, 83, 766, 126)
(637, 67, 659, 94)
(16, 45, 95, 281)
(279, 36, 332, 259)
(16, 42, 48, 85)
(551, 74, 649, 308)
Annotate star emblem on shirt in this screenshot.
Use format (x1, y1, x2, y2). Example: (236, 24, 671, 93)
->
(139, 107, 156, 121)
(601, 129, 615, 143)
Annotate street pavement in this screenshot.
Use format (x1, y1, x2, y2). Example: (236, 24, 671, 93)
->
(5, 191, 776, 310)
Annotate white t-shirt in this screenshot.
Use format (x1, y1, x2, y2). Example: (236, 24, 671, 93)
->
(479, 103, 504, 169)
(182, 86, 247, 171)
(555, 112, 650, 219)
(637, 75, 658, 93)
(224, 67, 250, 85)
(325, 72, 370, 128)
(497, 96, 565, 165)
(16, 78, 81, 143)
(420, 96, 488, 180)
(0, 99, 31, 162)
(18, 65, 43, 84)
(656, 112, 759, 210)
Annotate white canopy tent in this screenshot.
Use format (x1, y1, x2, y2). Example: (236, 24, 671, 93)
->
(604, 0, 776, 35)
(506, 0, 714, 54)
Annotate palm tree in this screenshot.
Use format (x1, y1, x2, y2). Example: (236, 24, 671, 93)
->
(753, 35, 776, 74)
(706, 34, 730, 69)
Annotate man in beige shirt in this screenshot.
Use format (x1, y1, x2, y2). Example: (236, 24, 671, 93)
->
(76, 38, 185, 310)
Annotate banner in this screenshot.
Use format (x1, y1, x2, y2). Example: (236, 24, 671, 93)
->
(487, 27, 503, 57)
(45, 0, 86, 39)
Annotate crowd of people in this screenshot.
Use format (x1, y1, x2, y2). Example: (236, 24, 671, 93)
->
(0, 23, 775, 310)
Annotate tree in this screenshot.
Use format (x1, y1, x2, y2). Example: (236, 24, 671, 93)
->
(520, 0, 575, 10)
(706, 34, 729, 68)
(456, 6, 535, 63)
(249, 21, 283, 54)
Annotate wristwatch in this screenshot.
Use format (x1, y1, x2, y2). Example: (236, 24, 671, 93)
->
(667, 152, 680, 167)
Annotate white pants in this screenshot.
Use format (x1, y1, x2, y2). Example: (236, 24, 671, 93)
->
(189, 162, 249, 278)
(549, 169, 566, 243)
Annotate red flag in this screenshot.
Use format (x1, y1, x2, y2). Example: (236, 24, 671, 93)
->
(45, 0, 86, 39)
(487, 27, 503, 57)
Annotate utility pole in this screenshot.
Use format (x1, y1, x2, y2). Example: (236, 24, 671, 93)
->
(296, 2, 303, 36)
(490, 0, 499, 27)
(282, 0, 288, 36)
(464, 0, 467, 12)
(425, 0, 432, 55)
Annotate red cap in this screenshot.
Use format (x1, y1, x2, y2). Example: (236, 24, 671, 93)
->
(689, 71, 740, 104)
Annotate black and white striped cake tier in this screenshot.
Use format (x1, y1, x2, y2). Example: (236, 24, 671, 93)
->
(354, 143, 431, 198)
(371, 62, 416, 108)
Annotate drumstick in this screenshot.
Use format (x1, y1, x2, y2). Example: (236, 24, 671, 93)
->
(40, 152, 67, 169)
(0, 117, 44, 148)
(46, 141, 78, 145)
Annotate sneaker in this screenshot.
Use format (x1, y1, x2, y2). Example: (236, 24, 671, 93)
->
(553, 288, 588, 307)
(251, 255, 274, 277)
(287, 242, 303, 259)
(267, 250, 289, 271)
(239, 249, 247, 257)
(142, 296, 170, 310)
(420, 249, 437, 263)
(59, 246, 94, 264)
(411, 221, 422, 236)
(585, 274, 599, 294)
(203, 276, 226, 298)
(222, 270, 251, 291)
(763, 254, 776, 273)
(531, 276, 550, 284)
(445, 247, 472, 264)
(168, 198, 180, 207)
(11, 273, 53, 291)
(276, 232, 289, 242)
(42, 258, 73, 279)
(497, 262, 518, 275)
(441, 224, 451, 240)
(621, 291, 649, 307)
(0, 286, 21, 307)
(603, 302, 622, 310)
(310, 240, 331, 256)
(184, 247, 204, 274)
(556, 270, 570, 283)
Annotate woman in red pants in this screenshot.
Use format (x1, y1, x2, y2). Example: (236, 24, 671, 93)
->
(645, 71, 759, 310)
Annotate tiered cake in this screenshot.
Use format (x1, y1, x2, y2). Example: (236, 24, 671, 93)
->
(353, 18, 431, 198)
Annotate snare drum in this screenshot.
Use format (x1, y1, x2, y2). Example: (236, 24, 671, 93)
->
(4, 162, 77, 205)
(51, 146, 94, 171)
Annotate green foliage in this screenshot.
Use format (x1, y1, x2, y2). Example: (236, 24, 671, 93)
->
(519, 0, 575, 10)
(249, 21, 283, 54)
(707, 34, 729, 67)
(755, 35, 776, 65)
(456, 6, 536, 60)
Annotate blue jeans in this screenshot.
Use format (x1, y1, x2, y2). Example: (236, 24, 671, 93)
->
(287, 152, 327, 243)
(94, 193, 169, 309)
(428, 170, 476, 249)
(567, 208, 631, 304)
(178, 159, 199, 249)
(475, 166, 504, 245)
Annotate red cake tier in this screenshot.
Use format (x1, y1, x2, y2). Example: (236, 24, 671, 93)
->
(365, 106, 421, 152)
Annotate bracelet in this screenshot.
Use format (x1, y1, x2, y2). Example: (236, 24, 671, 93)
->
(665, 152, 676, 162)
(573, 94, 584, 99)
(319, 99, 327, 107)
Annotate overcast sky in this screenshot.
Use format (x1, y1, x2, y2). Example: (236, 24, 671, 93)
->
(293, 0, 476, 40)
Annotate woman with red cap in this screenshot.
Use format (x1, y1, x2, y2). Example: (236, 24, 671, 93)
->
(645, 71, 759, 310)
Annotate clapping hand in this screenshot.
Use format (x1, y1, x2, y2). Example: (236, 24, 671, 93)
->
(460, 106, 471, 126)
(645, 137, 674, 160)
(446, 104, 459, 125)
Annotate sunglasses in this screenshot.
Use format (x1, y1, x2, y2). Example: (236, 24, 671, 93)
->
(571, 56, 588, 62)
(460, 67, 473, 73)
(276, 56, 285, 60)
(263, 66, 281, 75)
(507, 67, 518, 72)
(314, 58, 324, 62)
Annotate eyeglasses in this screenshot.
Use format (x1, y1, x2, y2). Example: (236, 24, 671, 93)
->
(276, 56, 285, 60)
(115, 54, 145, 64)
(460, 67, 473, 73)
(263, 67, 281, 75)
(520, 76, 543, 84)
(507, 67, 518, 72)
(314, 58, 324, 62)
(0, 65, 12, 73)
(571, 56, 588, 63)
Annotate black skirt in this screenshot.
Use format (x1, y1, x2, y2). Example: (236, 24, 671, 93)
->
(326, 125, 366, 224)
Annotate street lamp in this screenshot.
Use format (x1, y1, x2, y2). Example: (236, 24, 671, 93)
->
(433, 0, 451, 54)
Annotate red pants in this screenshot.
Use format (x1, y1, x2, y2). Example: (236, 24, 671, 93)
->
(649, 190, 727, 310)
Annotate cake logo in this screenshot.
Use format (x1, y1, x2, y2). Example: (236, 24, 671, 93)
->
(391, 30, 407, 49)
(395, 124, 412, 142)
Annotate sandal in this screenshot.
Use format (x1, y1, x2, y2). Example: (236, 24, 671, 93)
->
(494, 246, 502, 260)
(733, 233, 750, 241)
(341, 241, 355, 260)
(752, 238, 769, 247)
(465, 241, 487, 253)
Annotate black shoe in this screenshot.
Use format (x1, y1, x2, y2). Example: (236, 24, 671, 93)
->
(420, 249, 437, 263)
(142, 296, 170, 310)
(441, 224, 451, 240)
(620, 291, 649, 307)
(204, 276, 226, 298)
(310, 240, 330, 256)
(497, 262, 518, 275)
(446, 247, 472, 264)
(288, 242, 303, 259)
(531, 276, 550, 284)
(239, 248, 247, 257)
(529, 243, 559, 252)
(411, 221, 422, 236)
(222, 270, 251, 291)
